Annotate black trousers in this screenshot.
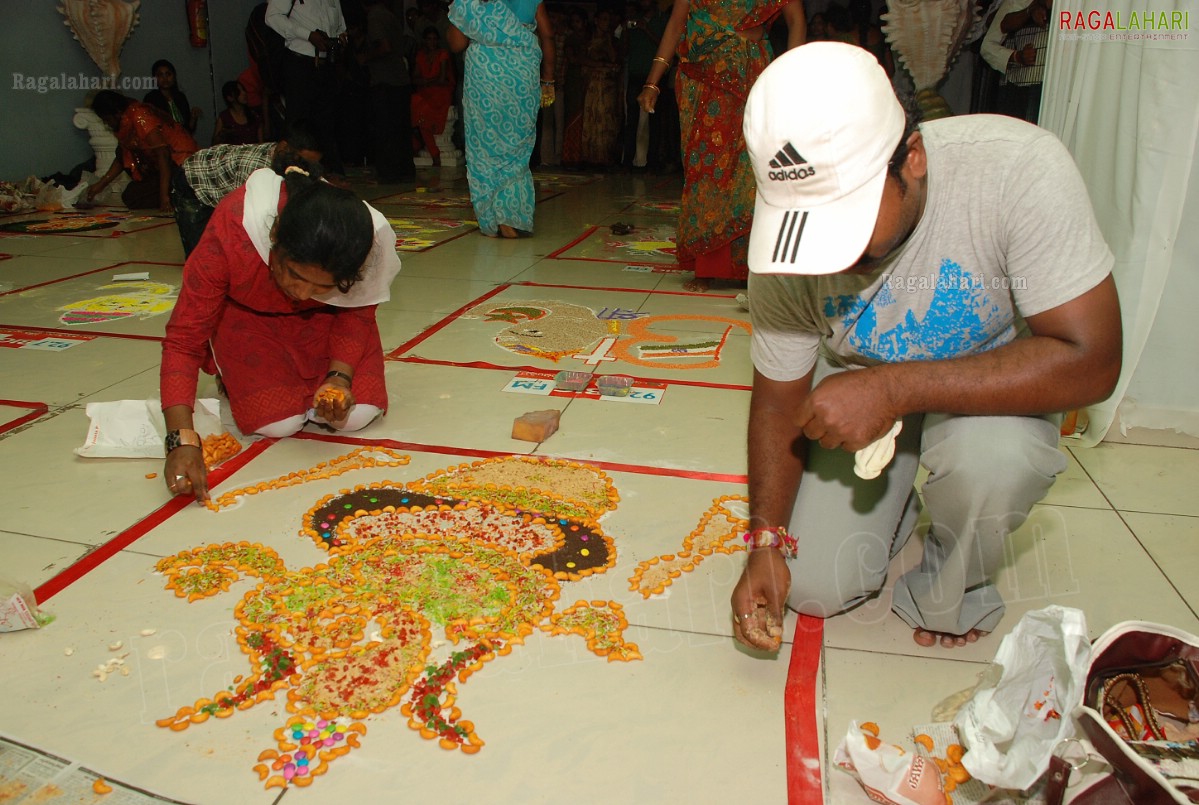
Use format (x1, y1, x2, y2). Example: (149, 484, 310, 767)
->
(169, 170, 213, 258)
(282, 51, 344, 175)
(370, 83, 415, 181)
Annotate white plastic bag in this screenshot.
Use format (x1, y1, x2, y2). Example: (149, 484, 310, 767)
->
(74, 399, 223, 459)
(954, 605, 1092, 790)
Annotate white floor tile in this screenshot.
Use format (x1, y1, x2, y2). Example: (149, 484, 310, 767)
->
(1070, 442, 1199, 516)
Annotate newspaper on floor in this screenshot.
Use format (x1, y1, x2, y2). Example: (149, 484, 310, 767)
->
(0, 736, 190, 804)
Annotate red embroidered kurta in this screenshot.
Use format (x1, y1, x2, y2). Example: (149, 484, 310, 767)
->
(160, 186, 387, 434)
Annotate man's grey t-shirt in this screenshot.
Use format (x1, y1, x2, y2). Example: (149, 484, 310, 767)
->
(749, 114, 1114, 382)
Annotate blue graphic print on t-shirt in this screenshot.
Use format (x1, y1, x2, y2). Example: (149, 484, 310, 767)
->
(822, 259, 1012, 362)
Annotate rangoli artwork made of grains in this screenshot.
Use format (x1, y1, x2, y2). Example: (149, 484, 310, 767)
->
(462, 299, 751, 370)
(154, 453, 643, 790)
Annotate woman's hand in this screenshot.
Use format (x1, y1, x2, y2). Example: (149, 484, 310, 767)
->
(637, 84, 661, 114)
(165, 445, 209, 501)
(313, 380, 356, 427)
(87, 155, 124, 200)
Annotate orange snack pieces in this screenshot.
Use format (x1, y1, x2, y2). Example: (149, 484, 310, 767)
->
(202, 432, 242, 469)
(315, 386, 348, 407)
(92, 778, 113, 794)
(204, 447, 410, 511)
(629, 495, 749, 598)
(145, 472, 158, 480)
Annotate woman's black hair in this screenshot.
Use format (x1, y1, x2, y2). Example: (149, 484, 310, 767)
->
(221, 80, 241, 104)
(888, 92, 923, 183)
(91, 90, 132, 121)
(151, 59, 177, 76)
(271, 152, 372, 293)
(422, 25, 440, 39)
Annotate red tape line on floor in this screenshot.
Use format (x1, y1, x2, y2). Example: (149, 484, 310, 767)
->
(515, 280, 738, 299)
(785, 614, 825, 804)
(392, 355, 752, 391)
(32, 437, 275, 603)
(0, 265, 115, 298)
(0, 324, 163, 342)
(0, 259, 182, 298)
(545, 225, 598, 259)
(385, 283, 509, 359)
(32, 433, 747, 597)
(290, 431, 749, 483)
(0, 399, 49, 436)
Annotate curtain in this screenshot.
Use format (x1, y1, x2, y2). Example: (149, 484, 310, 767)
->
(1039, 0, 1199, 444)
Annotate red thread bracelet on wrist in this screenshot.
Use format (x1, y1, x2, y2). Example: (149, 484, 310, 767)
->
(743, 526, 798, 558)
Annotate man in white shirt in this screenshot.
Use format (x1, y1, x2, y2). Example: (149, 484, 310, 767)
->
(266, 0, 349, 176)
(980, 0, 1051, 122)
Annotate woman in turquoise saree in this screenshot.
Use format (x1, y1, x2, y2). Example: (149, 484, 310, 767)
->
(447, 0, 555, 238)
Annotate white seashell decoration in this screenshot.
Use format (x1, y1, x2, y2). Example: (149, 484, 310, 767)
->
(59, 0, 141, 79)
(882, 0, 976, 91)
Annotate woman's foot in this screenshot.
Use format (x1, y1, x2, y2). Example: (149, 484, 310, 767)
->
(682, 276, 711, 292)
(499, 224, 519, 239)
(913, 627, 990, 648)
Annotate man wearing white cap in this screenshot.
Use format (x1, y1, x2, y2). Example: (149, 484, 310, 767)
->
(731, 42, 1121, 650)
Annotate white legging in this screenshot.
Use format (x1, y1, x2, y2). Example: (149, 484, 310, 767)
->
(255, 404, 383, 439)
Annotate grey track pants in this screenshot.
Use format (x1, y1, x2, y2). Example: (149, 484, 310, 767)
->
(784, 362, 1068, 635)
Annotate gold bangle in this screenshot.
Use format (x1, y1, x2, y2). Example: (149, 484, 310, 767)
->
(652, 56, 671, 66)
(642, 83, 660, 93)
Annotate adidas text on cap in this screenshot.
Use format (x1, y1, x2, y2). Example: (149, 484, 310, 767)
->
(744, 42, 906, 275)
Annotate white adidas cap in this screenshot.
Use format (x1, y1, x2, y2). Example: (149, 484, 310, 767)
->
(744, 42, 906, 275)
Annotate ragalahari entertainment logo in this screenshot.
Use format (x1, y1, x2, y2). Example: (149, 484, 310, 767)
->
(1058, 9, 1190, 41)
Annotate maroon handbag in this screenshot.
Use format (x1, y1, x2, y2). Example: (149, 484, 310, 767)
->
(1065, 622, 1199, 804)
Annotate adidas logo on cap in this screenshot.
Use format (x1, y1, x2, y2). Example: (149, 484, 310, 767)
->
(767, 142, 816, 181)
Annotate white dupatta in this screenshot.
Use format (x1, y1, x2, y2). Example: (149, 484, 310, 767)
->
(241, 168, 401, 307)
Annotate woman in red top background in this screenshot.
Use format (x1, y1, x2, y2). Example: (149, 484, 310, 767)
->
(87, 91, 199, 212)
(159, 157, 402, 501)
(411, 26, 455, 166)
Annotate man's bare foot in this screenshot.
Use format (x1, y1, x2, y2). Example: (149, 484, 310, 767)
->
(682, 276, 710, 292)
(913, 627, 990, 648)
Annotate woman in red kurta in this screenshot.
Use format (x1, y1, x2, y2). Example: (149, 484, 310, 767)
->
(160, 163, 402, 501)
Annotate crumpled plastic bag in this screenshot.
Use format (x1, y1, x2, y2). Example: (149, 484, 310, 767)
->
(953, 605, 1091, 790)
(0, 176, 88, 213)
(834, 721, 946, 805)
(0, 577, 53, 631)
(74, 399, 224, 459)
